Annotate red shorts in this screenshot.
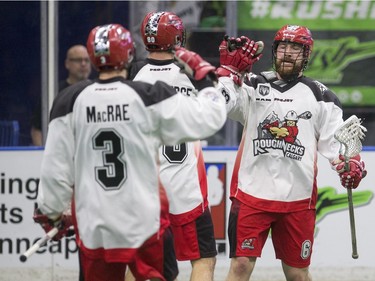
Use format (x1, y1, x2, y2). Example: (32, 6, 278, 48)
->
(80, 230, 175, 281)
(171, 208, 217, 261)
(80, 255, 127, 281)
(228, 198, 315, 268)
(129, 227, 178, 281)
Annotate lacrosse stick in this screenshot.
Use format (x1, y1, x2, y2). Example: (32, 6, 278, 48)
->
(20, 227, 58, 262)
(334, 115, 367, 259)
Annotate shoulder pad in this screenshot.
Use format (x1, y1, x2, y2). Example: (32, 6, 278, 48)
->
(260, 71, 277, 82)
(246, 71, 276, 87)
(300, 77, 342, 108)
(312, 80, 329, 94)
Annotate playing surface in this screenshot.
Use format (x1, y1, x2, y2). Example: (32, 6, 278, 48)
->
(2, 255, 375, 281)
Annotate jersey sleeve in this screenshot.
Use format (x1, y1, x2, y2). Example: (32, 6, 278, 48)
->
(36, 83, 91, 217)
(218, 76, 251, 125)
(314, 82, 344, 162)
(37, 113, 75, 217)
(149, 84, 227, 145)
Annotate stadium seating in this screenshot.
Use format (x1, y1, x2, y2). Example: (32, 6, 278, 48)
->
(0, 120, 20, 146)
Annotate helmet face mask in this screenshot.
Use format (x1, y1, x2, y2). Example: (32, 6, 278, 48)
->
(272, 25, 314, 82)
(141, 11, 186, 52)
(87, 24, 135, 71)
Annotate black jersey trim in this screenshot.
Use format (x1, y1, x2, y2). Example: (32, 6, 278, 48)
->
(146, 58, 175, 65)
(126, 80, 178, 107)
(50, 80, 94, 121)
(248, 71, 342, 109)
(129, 57, 198, 94)
(128, 60, 147, 80)
(49, 77, 179, 122)
(300, 76, 342, 108)
(128, 58, 175, 80)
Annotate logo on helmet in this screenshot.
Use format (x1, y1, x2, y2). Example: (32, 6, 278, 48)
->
(141, 11, 185, 51)
(145, 12, 163, 36)
(94, 25, 111, 56)
(87, 24, 134, 71)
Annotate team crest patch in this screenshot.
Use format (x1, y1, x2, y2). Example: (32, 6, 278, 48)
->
(258, 85, 270, 96)
(241, 238, 255, 250)
(253, 110, 312, 161)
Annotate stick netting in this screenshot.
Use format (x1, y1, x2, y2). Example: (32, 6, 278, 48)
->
(334, 115, 367, 158)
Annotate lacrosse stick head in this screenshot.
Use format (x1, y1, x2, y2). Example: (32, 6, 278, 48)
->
(334, 115, 367, 160)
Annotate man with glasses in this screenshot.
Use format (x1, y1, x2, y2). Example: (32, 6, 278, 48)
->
(59, 44, 92, 91)
(31, 45, 92, 146)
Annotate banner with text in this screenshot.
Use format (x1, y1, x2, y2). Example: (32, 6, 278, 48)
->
(0, 148, 374, 269)
(238, 0, 375, 107)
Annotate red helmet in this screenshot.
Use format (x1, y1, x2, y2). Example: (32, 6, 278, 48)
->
(87, 24, 134, 71)
(141, 11, 186, 51)
(273, 25, 314, 55)
(272, 25, 314, 73)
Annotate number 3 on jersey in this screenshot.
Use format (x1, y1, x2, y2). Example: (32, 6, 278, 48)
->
(162, 143, 188, 164)
(93, 129, 127, 190)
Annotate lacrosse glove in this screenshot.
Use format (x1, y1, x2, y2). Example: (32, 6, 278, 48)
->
(216, 35, 263, 86)
(333, 154, 367, 189)
(33, 207, 74, 241)
(174, 46, 217, 82)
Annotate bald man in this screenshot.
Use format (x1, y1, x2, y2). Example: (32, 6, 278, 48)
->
(31, 45, 92, 146)
(59, 44, 92, 90)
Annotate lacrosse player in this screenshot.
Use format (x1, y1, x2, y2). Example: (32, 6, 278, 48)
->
(216, 25, 367, 281)
(34, 23, 226, 281)
(126, 11, 218, 281)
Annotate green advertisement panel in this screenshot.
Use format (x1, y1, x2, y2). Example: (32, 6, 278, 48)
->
(238, 0, 375, 107)
(238, 0, 375, 31)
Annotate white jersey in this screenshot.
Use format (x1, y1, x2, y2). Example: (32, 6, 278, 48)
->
(218, 72, 343, 212)
(37, 77, 226, 262)
(131, 58, 211, 225)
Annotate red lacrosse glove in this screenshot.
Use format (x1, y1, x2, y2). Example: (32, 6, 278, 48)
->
(221, 35, 263, 72)
(174, 46, 216, 81)
(334, 154, 367, 189)
(216, 35, 263, 86)
(33, 208, 74, 241)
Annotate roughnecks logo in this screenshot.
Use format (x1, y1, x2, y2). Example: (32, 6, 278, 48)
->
(254, 110, 311, 160)
(253, 138, 305, 161)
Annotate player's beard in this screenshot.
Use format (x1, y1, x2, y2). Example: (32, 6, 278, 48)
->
(275, 56, 304, 82)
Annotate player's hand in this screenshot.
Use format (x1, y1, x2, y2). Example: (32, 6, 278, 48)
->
(216, 35, 263, 86)
(220, 35, 263, 72)
(33, 208, 74, 241)
(174, 46, 217, 81)
(334, 154, 366, 189)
